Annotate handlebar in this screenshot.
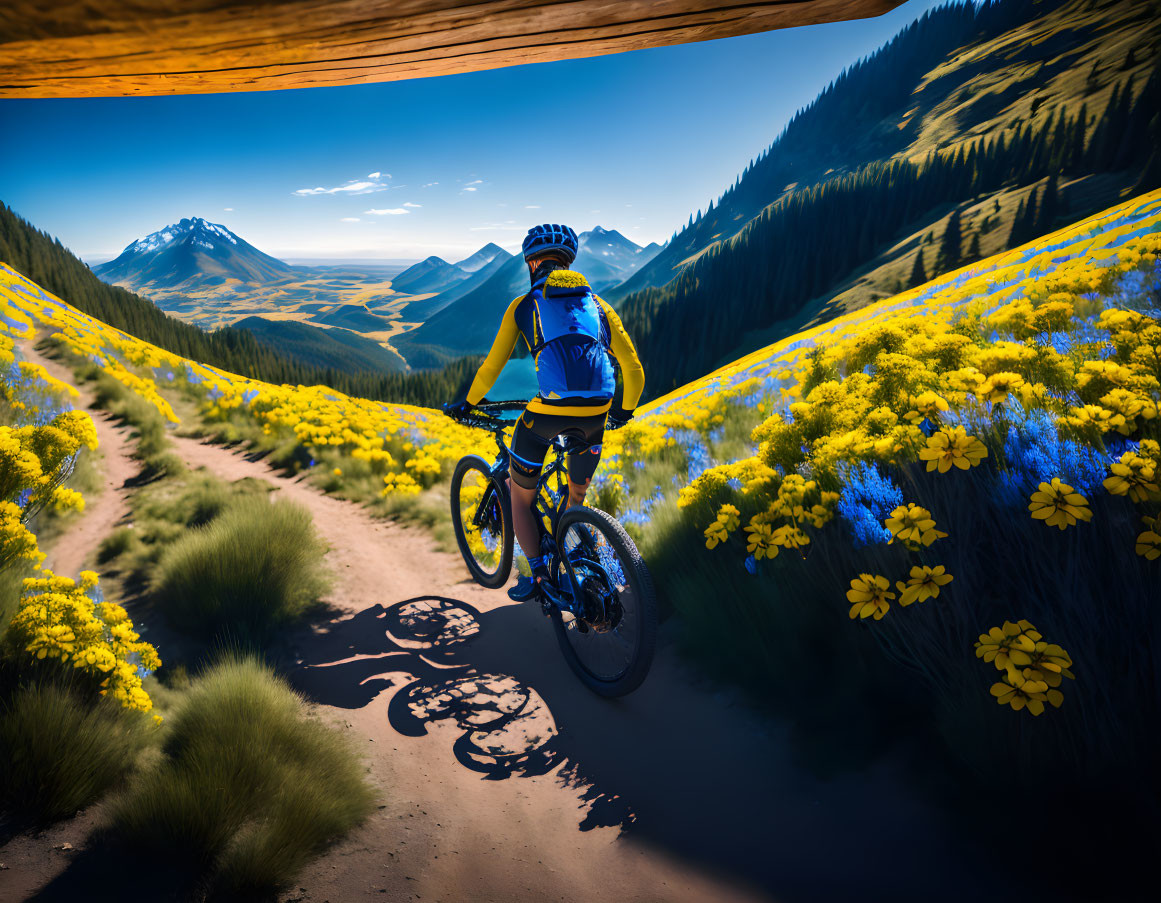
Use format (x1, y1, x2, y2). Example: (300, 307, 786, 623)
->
(443, 400, 630, 431)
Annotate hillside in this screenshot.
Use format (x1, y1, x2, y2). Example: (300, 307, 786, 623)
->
(233, 316, 404, 374)
(611, 0, 1161, 397)
(609, 0, 1156, 305)
(0, 201, 474, 406)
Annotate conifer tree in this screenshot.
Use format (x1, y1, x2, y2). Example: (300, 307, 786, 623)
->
(965, 232, 982, 263)
(935, 209, 962, 273)
(909, 248, 927, 287)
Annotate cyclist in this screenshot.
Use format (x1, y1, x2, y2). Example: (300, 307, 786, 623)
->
(446, 223, 644, 602)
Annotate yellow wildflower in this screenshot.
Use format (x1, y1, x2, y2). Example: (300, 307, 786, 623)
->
(978, 371, 1025, 404)
(895, 565, 953, 606)
(903, 391, 950, 424)
(716, 503, 741, 532)
(1102, 452, 1160, 503)
(918, 426, 988, 474)
(704, 520, 728, 550)
(846, 574, 894, 620)
(1136, 528, 1161, 560)
(990, 670, 1062, 716)
(884, 504, 948, 548)
(1028, 478, 1092, 530)
(744, 520, 777, 560)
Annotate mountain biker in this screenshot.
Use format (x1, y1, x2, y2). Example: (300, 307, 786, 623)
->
(445, 223, 645, 602)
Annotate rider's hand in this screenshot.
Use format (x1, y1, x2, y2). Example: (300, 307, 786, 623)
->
(444, 400, 474, 420)
(606, 405, 634, 430)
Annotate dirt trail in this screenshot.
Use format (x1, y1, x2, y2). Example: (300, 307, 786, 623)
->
(34, 383, 137, 582)
(9, 341, 1013, 903)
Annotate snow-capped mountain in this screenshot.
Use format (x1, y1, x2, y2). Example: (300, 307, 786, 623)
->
(94, 217, 295, 289)
(574, 226, 659, 291)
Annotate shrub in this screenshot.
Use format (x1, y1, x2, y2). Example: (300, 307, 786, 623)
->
(97, 526, 140, 564)
(152, 496, 330, 643)
(0, 680, 152, 823)
(107, 656, 375, 896)
(91, 371, 168, 459)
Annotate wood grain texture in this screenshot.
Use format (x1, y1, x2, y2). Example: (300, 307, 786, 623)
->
(0, 0, 902, 98)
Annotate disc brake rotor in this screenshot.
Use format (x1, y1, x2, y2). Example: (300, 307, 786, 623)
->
(576, 571, 622, 634)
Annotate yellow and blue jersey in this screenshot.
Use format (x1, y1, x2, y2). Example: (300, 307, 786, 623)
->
(466, 268, 644, 416)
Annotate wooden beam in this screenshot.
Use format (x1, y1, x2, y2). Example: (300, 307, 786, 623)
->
(0, 0, 902, 98)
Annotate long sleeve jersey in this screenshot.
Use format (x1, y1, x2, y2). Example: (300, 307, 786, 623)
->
(465, 269, 644, 417)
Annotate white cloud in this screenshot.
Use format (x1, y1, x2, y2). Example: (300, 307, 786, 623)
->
(403, 202, 421, 208)
(422, 182, 439, 188)
(223, 207, 234, 211)
(524, 205, 540, 209)
(341, 217, 361, 222)
(462, 187, 477, 193)
(465, 179, 483, 186)
(364, 207, 410, 215)
(469, 220, 520, 231)
(294, 172, 388, 196)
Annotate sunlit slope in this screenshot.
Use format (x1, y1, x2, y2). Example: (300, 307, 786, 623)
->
(646, 188, 1161, 423)
(0, 262, 495, 497)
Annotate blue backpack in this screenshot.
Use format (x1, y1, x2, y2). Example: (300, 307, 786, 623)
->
(518, 270, 616, 403)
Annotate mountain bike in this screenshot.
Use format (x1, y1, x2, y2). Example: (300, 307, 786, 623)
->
(444, 400, 658, 697)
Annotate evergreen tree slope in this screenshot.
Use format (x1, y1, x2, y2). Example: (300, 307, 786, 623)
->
(615, 0, 1160, 398)
(610, 0, 1156, 305)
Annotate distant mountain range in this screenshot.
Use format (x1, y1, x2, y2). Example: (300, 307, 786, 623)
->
(389, 243, 509, 296)
(391, 226, 661, 367)
(90, 217, 661, 371)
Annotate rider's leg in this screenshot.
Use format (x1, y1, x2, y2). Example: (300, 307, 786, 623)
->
(508, 478, 542, 563)
(567, 477, 590, 508)
(507, 413, 552, 601)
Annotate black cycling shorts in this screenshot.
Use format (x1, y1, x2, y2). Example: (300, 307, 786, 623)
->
(508, 408, 607, 490)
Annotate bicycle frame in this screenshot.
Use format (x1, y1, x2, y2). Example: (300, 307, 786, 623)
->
(457, 404, 602, 615)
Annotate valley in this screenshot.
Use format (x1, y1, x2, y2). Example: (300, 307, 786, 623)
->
(91, 216, 659, 379)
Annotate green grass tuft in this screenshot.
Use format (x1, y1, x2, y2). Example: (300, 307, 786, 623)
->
(107, 655, 375, 896)
(0, 680, 153, 824)
(152, 495, 330, 643)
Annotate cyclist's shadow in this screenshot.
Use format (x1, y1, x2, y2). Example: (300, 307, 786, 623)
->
(291, 596, 596, 789)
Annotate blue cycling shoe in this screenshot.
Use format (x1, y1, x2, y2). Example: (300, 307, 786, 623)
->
(508, 573, 543, 602)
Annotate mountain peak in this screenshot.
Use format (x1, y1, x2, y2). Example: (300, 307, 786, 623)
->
(453, 242, 511, 273)
(95, 216, 291, 288)
(127, 216, 240, 254)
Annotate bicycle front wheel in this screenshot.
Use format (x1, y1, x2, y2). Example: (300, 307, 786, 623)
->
(450, 455, 513, 588)
(551, 505, 658, 697)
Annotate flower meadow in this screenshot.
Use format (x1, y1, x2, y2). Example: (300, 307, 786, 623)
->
(2, 190, 1160, 808)
(0, 330, 161, 714)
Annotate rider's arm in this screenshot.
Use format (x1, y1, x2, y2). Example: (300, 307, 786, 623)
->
(465, 296, 522, 406)
(597, 297, 644, 411)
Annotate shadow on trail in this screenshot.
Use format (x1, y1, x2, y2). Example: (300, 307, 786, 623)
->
(290, 595, 1014, 902)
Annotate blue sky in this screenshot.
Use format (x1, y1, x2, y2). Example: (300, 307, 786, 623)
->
(0, 0, 947, 263)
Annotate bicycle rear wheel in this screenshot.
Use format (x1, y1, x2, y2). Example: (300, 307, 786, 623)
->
(450, 455, 513, 588)
(551, 506, 658, 697)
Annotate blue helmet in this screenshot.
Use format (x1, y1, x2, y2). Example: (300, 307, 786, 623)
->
(522, 223, 579, 264)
